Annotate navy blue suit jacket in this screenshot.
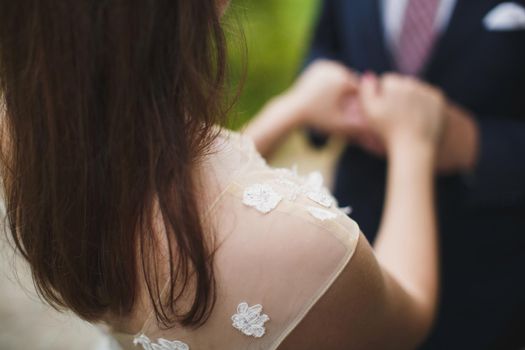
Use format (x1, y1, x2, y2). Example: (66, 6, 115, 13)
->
(306, 0, 525, 348)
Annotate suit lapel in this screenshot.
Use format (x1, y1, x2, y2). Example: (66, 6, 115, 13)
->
(372, 0, 397, 72)
(423, 1, 497, 79)
(354, 0, 394, 72)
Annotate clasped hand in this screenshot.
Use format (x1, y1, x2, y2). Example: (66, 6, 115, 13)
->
(287, 60, 478, 173)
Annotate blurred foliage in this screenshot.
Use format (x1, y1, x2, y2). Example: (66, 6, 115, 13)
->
(224, 0, 320, 129)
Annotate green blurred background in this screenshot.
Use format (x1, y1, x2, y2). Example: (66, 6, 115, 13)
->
(225, 0, 320, 129)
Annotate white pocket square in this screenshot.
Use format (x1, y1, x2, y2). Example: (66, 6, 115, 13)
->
(483, 2, 525, 31)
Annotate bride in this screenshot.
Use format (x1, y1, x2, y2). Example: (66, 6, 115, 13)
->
(0, 1, 445, 349)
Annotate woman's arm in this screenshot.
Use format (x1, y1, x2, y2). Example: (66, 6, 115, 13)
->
(280, 74, 445, 350)
(365, 73, 444, 337)
(374, 137, 438, 326)
(366, 75, 445, 330)
(241, 93, 305, 158)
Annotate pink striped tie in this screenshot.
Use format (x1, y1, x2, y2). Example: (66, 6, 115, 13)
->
(395, 0, 441, 76)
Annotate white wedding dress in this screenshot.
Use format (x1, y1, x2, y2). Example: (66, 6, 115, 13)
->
(105, 130, 360, 350)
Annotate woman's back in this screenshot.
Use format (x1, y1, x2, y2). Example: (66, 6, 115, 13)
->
(111, 130, 360, 350)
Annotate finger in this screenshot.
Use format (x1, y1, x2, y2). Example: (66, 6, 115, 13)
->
(382, 73, 405, 92)
(343, 99, 366, 126)
(340, 71, 361, 93)
(359, 72, 380, 111)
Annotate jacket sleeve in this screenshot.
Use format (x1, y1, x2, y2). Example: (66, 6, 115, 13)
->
(465, 118, 525, 207)
(304, 0, 342, 147)
(305, 0, 342, 65)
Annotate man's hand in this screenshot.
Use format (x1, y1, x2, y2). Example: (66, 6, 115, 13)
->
(436, 102, 479, 174)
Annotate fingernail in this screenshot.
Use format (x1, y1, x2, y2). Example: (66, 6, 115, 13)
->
(362, 71, 375, 81)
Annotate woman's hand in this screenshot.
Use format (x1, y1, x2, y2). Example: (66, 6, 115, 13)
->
(244, 60, 361, 157)
(359, 73, 446, 155)
(286, 60, 361, 136)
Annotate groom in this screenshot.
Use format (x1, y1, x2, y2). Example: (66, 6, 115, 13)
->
(305, 0, 525, 348)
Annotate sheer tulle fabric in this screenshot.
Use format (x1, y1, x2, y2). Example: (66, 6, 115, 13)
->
(109, 131, 360, 350)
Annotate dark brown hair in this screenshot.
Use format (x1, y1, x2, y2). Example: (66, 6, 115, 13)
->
(0, 0, 227, 328)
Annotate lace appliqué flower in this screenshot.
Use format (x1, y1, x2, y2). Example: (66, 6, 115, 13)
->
(306, 190, 333, 208)
(307, 206, 338, 221)
(274, 169, 335, 207)
(302, 171, 334, 208)
(243, 167, 345, 220)
(133, 334, 189, 350)
(231, 302, 270, 338)
(340, 206, 353, 215)
(243, 184, 283, 214)
(304, 171, 324, 188)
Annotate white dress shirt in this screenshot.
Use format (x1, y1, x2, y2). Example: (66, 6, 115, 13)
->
(382, 0, 458, 50)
